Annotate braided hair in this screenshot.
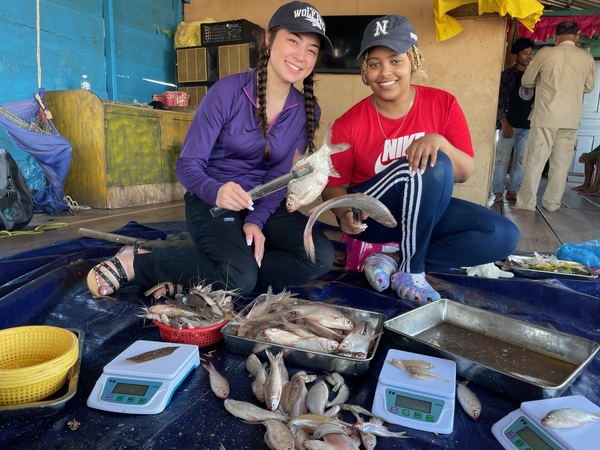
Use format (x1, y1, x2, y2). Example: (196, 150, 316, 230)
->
(255, 27, 319, 161)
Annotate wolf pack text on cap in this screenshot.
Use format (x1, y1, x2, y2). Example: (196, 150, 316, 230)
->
(268, 1, 333, 53)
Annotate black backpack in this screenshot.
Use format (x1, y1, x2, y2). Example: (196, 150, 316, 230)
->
(0, 149, 34, 231)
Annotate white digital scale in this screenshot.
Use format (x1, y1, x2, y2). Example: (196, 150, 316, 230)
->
(87, 340, 200, 415)
(492, 395, 600, 450)
(372, 349, 457, 434)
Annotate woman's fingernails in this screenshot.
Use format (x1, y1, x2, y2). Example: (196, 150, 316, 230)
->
(246, 238, 252, 246)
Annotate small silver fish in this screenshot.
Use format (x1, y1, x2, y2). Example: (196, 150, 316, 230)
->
(251, 362, 268, 403)
(245, 353, 262, 378)
(223, 398, 287, 422)
(406, 366, 448, 382)
(285, 125, 349, 213)
(352, 421, 409, 438)
(306, 380, 329, 415)
(264, 350, 284, 412)
(202, 361, 230, 399)
(400, 359, 435, 370)
(262, 419, 295, 450)
(541, 408, 600, 428)
(303, 193, 397, 262)
(456, 381, 481, 420)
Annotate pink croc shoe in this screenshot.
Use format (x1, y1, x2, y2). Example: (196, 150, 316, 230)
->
(391, 271, 441, 304)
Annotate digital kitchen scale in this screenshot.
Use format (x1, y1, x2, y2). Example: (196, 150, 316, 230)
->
(372, 349, 456, 434)
(87, 340, 200, 414)
(492, 395, 600, 450)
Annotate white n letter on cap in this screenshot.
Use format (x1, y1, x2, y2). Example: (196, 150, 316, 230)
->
(373, 20, 389, 37)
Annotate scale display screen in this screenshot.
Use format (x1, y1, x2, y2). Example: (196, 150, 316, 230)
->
(395, 393, 432, 413)
(502, 415, 561, 450)
(112, 382, 150, 397)
(516, 425, 554, 450)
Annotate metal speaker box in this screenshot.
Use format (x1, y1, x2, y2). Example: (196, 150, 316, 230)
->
(201, 19, 263, 46)
(176, 46, 218, 83)
(218, 43, 259, 79)
(178, 85, 211, 108)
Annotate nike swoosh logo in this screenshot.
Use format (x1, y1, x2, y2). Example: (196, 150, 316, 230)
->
(375, 153, 394, 174)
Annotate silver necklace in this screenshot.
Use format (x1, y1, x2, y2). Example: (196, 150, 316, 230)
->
(374, 91, 414, 141)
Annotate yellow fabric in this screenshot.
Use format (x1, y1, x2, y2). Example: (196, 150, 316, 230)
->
(174, 19, 217, 49)
(433, 0, 544, 42)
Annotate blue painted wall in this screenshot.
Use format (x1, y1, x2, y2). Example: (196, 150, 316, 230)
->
(0, 0, 183, 165)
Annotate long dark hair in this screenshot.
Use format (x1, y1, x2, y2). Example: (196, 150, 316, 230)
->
(255, 27, 319, 161)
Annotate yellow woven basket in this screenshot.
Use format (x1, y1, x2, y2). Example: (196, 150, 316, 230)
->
(0, 325, 79, 406)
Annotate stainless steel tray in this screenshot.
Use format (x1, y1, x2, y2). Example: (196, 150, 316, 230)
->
(222, 299, 384, 377)
(384, 300, 599, 400)
(507, 254, 598, 280)
(0, 328, 85, 419)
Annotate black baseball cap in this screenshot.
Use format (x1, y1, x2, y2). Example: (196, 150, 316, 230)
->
(268, 1, 333, 53)
(358, 14, 418, 59)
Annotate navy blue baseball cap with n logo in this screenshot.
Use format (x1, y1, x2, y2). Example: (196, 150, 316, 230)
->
(358, 15, 418, 59)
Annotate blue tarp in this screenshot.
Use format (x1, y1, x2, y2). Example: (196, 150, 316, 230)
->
(0, 88, 71, 214)
(0, 221, 599, 449)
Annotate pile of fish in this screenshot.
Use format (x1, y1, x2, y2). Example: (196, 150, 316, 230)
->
(228, 288, 379, 359)
(202, 349, 410, 449)
(138, 283, 239, 329)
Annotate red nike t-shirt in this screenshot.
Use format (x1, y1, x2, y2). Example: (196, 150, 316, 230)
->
(328, 85, 474, 188)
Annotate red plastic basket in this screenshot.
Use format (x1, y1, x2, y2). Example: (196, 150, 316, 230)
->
(154, 320, 227, 347)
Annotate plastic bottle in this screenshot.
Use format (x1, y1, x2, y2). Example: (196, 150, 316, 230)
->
(81, 74, 91, 91)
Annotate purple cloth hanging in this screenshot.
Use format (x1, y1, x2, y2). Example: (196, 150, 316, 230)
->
(0, 88, 72, 214)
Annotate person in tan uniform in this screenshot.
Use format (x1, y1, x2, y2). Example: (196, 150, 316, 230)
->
(514, 21, 595, 212)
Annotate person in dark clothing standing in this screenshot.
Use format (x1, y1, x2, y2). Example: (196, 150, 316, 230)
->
(491, 38, 535, 203)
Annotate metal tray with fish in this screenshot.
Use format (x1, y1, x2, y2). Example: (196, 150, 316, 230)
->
(222, 298, 384, 377)
(384, 300, 599, 401)
(0, 328, 85, 419)
(506, 254, 598, 280)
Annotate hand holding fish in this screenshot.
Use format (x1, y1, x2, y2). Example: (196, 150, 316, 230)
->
(243, 223, 265, 268)
(215, 181, 254, 211)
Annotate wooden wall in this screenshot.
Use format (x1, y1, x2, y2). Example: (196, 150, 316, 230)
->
(184, 0, 507, 205)
(0, 0, 182, 166)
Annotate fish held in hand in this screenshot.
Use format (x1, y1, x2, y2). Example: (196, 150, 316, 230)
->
(285, 125, 349, 213)
(303, 193, 397, 262)
(541, 408, 600, 428)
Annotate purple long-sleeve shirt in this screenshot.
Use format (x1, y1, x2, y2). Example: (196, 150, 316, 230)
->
(176, 69, 320, 228)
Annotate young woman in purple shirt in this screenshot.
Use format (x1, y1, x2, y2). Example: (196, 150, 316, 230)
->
(87, 2, 335, 298)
